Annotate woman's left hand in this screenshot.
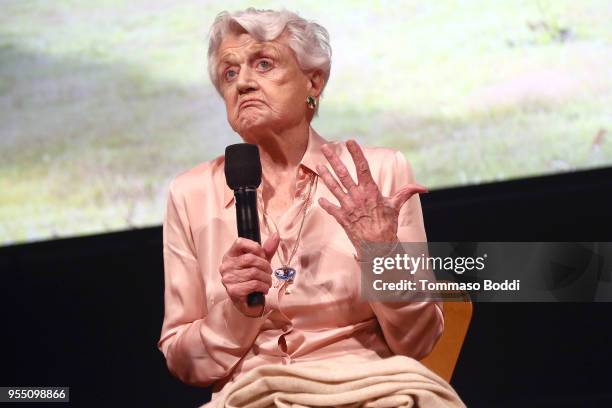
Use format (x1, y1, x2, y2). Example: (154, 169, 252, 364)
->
(316, 140, 427, 259)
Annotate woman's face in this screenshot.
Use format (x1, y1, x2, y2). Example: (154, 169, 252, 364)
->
(215, 32, 318, 142)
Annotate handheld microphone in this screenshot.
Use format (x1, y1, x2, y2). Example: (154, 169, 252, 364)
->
(224, 143, 264, 307)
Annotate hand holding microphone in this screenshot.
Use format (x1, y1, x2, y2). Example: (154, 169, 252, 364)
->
(223, 143, 279, 316)
(219, 233, 280, 317)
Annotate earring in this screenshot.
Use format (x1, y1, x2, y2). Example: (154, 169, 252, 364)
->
(306, 95, 317, 110)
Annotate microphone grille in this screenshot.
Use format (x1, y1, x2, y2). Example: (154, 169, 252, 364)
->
(224, 143, 262, 189)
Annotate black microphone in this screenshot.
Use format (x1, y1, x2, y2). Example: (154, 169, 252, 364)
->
(224, 143, 264, 307)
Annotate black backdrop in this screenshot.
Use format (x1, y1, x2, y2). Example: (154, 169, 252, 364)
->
(1, 166, 611, 407)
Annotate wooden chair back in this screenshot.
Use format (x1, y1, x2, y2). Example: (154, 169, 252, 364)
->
(420, 289, 472, 383)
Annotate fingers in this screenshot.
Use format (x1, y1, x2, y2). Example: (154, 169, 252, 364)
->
(321, 144, 357, 192)
(221, 236, 276, 304)
(222, 238, 273, 276)
(316, 164, 352, 207)
(318, 141, 380, 203)
(221, 271, 272, 301)
(225, 237, 266, 259)
(228, 279, 271, 301)
(318, 197, 347, 226)
(262, 232, 280, 261)
(346, 139, 376, 187)
(223, 267, 273, 288)
(234, 252, 271, 271)
(388, 183, 428, 211)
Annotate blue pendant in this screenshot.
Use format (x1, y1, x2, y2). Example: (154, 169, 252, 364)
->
(274, 266, 296, 282)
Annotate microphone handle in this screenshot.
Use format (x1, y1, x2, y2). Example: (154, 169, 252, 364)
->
(234, 188, 264, 307)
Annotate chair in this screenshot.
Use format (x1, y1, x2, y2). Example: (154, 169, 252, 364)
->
(419, 289, 472, 383)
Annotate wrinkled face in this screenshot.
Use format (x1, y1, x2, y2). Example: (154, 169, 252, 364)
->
(215, 32, 314, 141)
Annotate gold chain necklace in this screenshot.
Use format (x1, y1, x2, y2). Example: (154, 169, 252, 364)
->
(263, 172, 316, 295)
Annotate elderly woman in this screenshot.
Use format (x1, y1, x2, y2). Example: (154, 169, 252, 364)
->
(158, 8, 451, 407)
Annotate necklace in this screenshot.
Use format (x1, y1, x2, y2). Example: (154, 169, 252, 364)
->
(263, 172, 316, 295)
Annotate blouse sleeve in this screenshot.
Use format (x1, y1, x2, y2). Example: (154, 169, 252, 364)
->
(368, 150, 445, 360)
(157, 179, 268, 386)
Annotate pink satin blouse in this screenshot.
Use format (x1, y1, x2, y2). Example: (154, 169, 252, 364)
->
(157, 127, 444, 403)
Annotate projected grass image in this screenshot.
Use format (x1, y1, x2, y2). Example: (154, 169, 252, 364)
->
(1, 0, 611, 245)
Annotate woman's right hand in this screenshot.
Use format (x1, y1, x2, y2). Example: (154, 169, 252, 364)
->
(219, 233, 280, 317)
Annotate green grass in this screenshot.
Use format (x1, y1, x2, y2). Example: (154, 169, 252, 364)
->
(1, 0, 611, 245)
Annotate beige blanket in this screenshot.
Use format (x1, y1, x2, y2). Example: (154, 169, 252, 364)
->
(213, 355, 466, 408)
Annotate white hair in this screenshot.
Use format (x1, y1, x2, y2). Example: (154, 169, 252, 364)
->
(207, 8, 332, 111)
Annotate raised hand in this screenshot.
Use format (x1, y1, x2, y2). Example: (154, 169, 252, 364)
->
(316, 140, 427, 259)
